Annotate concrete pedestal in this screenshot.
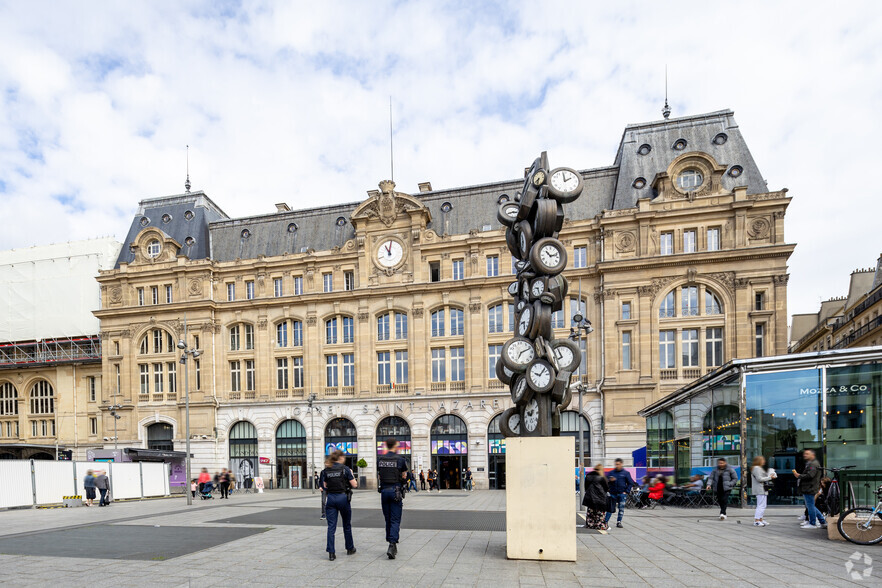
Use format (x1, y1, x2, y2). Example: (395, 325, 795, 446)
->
(505, 436, 576, 561)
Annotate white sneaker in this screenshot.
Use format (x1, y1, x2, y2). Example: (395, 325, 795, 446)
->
(801, 523, 821, 529)
(797, 515, 806, 522)
(753, 521, 764, 527)
(761, 520, 770, 526)
(719, 514, 727, 521)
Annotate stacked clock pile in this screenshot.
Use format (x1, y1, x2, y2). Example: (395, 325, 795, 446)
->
(495, 152, 584, 438)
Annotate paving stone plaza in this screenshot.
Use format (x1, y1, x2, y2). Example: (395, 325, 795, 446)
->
(0, 491, 873, 587)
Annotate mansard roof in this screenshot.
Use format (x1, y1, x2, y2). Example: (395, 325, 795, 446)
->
(115, 109, 771, 266)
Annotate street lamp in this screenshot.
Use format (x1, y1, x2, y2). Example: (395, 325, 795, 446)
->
(307, 392, 317, 494)
(177, 332, 202, 506)
(108, 405, 122, 452)
(570, 313, 593, 506)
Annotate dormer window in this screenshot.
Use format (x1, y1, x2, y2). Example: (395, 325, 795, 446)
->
(146, 240, 161, 258)
(672, 138, 688, 151)
(676, 169, 703, 190)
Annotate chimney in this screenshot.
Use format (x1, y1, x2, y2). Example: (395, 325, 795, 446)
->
(275, 203, 291, 212)
(418, 182, 433, 193)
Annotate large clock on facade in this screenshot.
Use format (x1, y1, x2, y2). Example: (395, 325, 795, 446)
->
(375, 237, 406, 269)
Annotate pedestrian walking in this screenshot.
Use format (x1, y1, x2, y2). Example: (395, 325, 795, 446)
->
(408, 470, 418, 493)
(464, 468, 473, 491)
(793, 449, 826, 529)
(427, 469, 437, 492)
(377, 437, 408, 559)
(604, 458, 637, 528)
(751, 456, 776, 527)
(197, 468, 211, 494)
(419, 470, 426, 491)
(219, 468, 231, 499)
(706, 458, 738, 520)
(320, 449, 357, 560)
(95, 470, 111, 506)
(582, 464, 610, 531)
(190, 479, 197, 498)
(83, 469, 96, 507)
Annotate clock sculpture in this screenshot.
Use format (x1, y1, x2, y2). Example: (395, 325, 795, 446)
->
(496, 152, 585, 438)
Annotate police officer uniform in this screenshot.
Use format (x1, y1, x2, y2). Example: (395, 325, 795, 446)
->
(377, 450, 408, 558)
(320, 462, 355, 558)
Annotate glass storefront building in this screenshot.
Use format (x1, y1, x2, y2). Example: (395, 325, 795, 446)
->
(640, 347, 882, 505)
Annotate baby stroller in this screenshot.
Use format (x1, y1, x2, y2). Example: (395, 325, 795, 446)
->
(200, 481, 215, 500)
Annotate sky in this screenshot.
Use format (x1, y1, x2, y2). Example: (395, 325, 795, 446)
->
(1, 1, 881, 319)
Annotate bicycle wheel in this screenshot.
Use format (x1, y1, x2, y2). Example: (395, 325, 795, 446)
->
(838, 507, 882, 545)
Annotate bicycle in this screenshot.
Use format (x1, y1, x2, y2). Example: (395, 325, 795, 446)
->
(824, 465, 857, 517)
(838, 484, 882, 545)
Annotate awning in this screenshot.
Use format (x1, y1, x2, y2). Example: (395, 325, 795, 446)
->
(124, 448, 190, 462)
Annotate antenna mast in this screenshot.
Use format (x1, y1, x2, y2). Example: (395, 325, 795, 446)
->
(662, 66, 671, 119)
(185, 145, 191, 193)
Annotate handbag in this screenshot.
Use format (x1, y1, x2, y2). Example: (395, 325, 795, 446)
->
(607, 494, 617, 513)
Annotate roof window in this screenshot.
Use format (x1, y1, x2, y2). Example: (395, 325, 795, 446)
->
(672, 138, 687, 151)
(241, 229, 251, 239)
(632, 177, 647, 189)
(712, 133, 728, 146)
(440, 202, 453, 213)
(184, 210, 194, 221)
(637, 144, 651, 156)
(728, 165, 743, 178)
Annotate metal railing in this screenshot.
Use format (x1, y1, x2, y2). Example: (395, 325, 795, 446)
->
(839, 469, 882, 512)
(832, 315, 882, 349)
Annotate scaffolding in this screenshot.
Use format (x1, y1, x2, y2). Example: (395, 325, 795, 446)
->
(0, 336, 101, 370)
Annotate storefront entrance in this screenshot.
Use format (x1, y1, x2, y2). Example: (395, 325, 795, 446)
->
(430, 414, 468, 489)
(487, 414, 506, 489)
(276, 419, 306, 489)
(325, 417, 358, 473)
(376, 416, 412, 470)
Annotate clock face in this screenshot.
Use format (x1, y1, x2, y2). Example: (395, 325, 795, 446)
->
(502, 203, 519, 220)
(523, 399, 540, 432)
(551, 169, 579, 193)
(506, 339, 534, 366)
(377, 240, 404, 268)
(517, 306, 532, 336)
(508, 281, 519, 297)
(532, 169, 546, 187)
(516, 299, 526, 313)
(508, 413, 521, 435)
(531, 279, 545, 298)
(528, 360, 553, 391)
(554, 346, 574, 370)
(540, 244, 561, 268)
(519, 232, 527, 256)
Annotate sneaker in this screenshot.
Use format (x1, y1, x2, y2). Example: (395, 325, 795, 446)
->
(753, 521, 767, 527)
(346, 548, 357, 555)
(797, 514, 806, 522)
(616, 522, 623, 528)
(800, 523, 820, 529)
(719, 514, 727, 521)
(820, 522, 828, 529)
(761, 519, 770, 526)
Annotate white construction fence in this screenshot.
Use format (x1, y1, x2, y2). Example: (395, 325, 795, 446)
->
(0, 460, 170, 508)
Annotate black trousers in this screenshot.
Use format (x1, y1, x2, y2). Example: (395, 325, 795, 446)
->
(717, 487, 728, 515)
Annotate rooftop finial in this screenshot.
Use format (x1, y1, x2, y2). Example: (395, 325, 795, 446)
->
(662, 66, 671, 119)
(184, 145, 191, 193)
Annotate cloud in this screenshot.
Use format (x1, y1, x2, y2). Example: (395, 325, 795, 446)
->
(0, 0, 880, 319)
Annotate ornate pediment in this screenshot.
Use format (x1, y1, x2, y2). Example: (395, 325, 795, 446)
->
(351, 180, 431, 228)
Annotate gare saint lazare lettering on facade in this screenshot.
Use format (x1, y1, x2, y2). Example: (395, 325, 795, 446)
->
(288, 399, 499, 417)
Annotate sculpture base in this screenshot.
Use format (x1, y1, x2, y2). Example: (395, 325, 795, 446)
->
(505, 436, 576, 561)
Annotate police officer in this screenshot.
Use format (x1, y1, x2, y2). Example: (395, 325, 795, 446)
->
(319, 449, 357, 560)
(377, 437, 408, 559)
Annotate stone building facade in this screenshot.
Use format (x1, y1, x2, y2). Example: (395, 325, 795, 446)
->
(790, 254, 882, 353)
(93, 109, 794, 489)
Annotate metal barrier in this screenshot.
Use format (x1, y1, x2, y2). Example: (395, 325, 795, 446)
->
(839, 469, 882, 512)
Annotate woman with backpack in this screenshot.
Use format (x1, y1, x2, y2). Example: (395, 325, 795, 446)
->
(751, 456, 776, 527)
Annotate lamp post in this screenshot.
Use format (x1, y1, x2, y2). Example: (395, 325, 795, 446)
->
(570, 313, 593, 507)
(307, 392, 317, 494)
(177, 322, 202, 506)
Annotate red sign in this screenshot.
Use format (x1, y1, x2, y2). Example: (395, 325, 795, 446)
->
(259, 457, 270, 464)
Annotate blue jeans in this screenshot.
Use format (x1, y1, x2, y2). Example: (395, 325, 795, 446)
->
(802, 493, 826, 526)
(380, 487, 403, 543)
(604, 493, 628, 524)
(325, 493, 354, 553)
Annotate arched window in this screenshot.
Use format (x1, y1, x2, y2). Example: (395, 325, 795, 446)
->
(139, 329, 175, 354)
(147, 422, 174, 451)
(229, 421, 258, 457)
(681, 286, 699, 316)
(147, 239, 161, 258)
(560, 411, 591, 467)
(276, 319, 302, 348)
(705, 289, 723, 315)
(488, 304, 504, 333)
(487, 414, 505, 455)
(229, 323, 253, 351)
(325, 417, 358, 464)
(431, 309, 445, 337)
(325, 315, 354, 345)
(276, 419, 307, 489)
(0, 382, 18, 415)
(377, 416, 412, 456)
(30, 381, 54, 414)
(430, 414, 468, 454)
(659, 291, 675, 318)
(377, 312, 408, 341)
